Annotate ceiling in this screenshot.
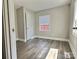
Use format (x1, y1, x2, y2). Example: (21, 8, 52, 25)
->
(14, 0, 71, 11)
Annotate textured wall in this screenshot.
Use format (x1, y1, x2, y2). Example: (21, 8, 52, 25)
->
(35, 5, 70, 39)
(16, 7, 25, 39)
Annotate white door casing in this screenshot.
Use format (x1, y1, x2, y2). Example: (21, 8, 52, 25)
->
(26, 10, 32, 40)
(23, 8, 27, 42)
(8, 0, 17, 59)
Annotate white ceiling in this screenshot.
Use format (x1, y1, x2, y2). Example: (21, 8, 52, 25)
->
(14, 0, 71, 11)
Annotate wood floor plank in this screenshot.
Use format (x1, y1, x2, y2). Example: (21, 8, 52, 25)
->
(16, 38, 74, 59)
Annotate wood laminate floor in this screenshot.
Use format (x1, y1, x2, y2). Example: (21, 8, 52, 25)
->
(16, 38, 74, 59)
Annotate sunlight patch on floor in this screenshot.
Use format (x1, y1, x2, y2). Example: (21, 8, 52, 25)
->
(46, 48, 58, 59)
(64, 52, 70, 58)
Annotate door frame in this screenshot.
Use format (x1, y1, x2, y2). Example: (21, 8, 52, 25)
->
(23, 8, 27, 42)
(3, 0, 12, 59)
(3, 0, 17, 59)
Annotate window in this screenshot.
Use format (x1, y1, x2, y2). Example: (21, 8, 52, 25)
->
(39, 15, 49, 31)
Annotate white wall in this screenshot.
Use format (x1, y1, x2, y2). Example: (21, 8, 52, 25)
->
(35, 5, 70, 39)
(14, 6, 18, 38)
(26, 9, 35, 40)
(14, 7, 35, 41)
(16, 7, 25, 40)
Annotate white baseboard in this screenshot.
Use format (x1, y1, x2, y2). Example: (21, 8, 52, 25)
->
(16, 38, 26, 42)
(31, 36, 69, 42)
(68, 41, 76, 59)
(30, 36, 36, 39)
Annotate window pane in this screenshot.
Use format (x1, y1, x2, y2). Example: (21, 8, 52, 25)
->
(39, 15, 49, 31)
